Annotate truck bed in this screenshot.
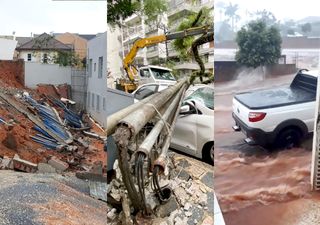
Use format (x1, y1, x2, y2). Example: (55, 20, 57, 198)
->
(235, 72, 317, 110)
(235, 86, 316, 110)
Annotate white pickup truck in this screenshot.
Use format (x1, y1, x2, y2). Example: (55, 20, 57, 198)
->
(232, 69, 318, 148)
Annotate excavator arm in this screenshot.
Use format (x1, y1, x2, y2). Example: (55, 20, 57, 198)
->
(123, 26, 212, 82)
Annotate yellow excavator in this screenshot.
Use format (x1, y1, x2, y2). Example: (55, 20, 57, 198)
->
(118, 25, 213, 92)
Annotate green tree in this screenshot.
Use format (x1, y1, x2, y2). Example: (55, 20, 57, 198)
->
(253, 9, 277, 26)
(224, 2, 240, 31)
(173, 7, 213, 60)
(235, 20, 282, 68)
(54, 51, 81, 67)
(301, 23, 312, 33)
(107, 0, 167, 26)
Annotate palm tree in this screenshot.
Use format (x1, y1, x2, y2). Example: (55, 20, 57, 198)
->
(224, 2, 240, 31)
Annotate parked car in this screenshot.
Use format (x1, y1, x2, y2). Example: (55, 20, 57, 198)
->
(232, 69, 317, 148)
(171, 86, 214, 164)
(132, 83, 172, 103)
(133, 84, 214, 164)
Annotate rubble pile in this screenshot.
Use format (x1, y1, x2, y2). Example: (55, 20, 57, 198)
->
(107, 153, 214, 225)
(0, 84, 106, 175)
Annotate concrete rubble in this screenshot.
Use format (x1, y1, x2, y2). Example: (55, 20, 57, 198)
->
(0, 79, 106, 181)
(107, 153, 214, 225)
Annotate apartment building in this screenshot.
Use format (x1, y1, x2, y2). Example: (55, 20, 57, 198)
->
(118, 0, 214, 79)
(86, 32, 107, 126)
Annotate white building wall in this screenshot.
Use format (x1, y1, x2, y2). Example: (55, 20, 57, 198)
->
(107, 25, 123, 89)
(86, 32, 108, 127)
(0, 38, 17, 60)
(25, 62, 71, 88)
(19, 50, 58, 64)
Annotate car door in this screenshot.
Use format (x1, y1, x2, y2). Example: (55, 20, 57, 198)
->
(171, 104, 198, 156)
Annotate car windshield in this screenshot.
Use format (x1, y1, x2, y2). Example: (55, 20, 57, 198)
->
(150, 68, 175, 81)
(184, 87, 214, 110)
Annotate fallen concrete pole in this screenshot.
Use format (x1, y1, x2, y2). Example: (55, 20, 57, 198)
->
(137, 85, 186, 157)
(154, 84, 187, 173)
(113, 78, 188, 212)
(117, 78, 188, 137)
(106, 93, 159, 136)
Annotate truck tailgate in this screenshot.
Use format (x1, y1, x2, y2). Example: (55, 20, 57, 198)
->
(232, 97, 250, 124)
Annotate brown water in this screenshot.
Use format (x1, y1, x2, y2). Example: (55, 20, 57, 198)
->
(215, 147, 320, 225)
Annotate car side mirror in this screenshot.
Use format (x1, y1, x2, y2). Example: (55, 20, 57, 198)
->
(180, 102, 196, 115)
(180, 105, 190, 114)
(140, 70, 145, 77)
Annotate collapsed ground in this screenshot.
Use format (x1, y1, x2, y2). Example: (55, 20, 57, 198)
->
(0, 75, 106, 171)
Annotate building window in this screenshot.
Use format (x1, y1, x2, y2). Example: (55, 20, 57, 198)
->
(103, 97, 106, 111)
(94, 63, 96, 72)
(98, 57, 103, 78)
(87, 91, 90, 107)
(27, 53, 32, 61)
(88, 59, 92, 77)
(43, 53, 48, 63)
(96, 95, 100, 111)
(91, 93, 95, 108)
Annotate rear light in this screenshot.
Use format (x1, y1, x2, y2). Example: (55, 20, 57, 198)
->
(249, 112, 266, 122)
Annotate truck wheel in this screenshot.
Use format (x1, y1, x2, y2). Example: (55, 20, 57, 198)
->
(277, 128, 301, 149)
(202, 142, 214, 165)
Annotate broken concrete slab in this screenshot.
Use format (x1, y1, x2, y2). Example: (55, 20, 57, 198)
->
(48, 156, 69, 172)
(12, 155, 37, 173)
(37, 163, 56, 173)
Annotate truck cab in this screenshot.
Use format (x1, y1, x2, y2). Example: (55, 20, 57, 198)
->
(138, 65, 177, 86)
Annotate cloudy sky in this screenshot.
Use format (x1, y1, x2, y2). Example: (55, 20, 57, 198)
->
(0, 0, 106, 36)
(216, 0, 320, 23)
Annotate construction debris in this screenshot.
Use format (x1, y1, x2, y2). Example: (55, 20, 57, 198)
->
(107, 153, 214, 225)
(0, 80, 106, 175)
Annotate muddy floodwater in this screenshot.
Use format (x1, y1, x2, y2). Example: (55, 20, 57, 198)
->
(215, 73, 320, 225)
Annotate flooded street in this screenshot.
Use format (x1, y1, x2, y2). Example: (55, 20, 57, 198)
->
(215, 73, 320, 225)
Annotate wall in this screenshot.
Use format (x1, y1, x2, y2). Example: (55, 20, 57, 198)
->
(107, 25, 123, 88)
(55, 33, 87, 60)
(215, 61, 297, 82)
(0, 38, 17, 60)
(19, 50, 58, 64)
(25, 62, 71, 88)
(86, 32, 108, 126)
(0, 60, 24, 86)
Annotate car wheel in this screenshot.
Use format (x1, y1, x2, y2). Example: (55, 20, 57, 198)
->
(277, 128, 301, 149)
(202, 142, 214, 165)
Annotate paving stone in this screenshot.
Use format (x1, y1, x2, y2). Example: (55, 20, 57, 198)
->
(178, 168, 191, 181)
(200, 215, 213, 225)
(187, 206, 204, 225)
(156, 197, 179, 218)
(200, 172, 213, 189)
(206, 192, 214, 214)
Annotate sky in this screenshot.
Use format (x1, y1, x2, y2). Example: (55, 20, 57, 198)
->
(0, 0, 106, 37)
(215, 0, 320, 24)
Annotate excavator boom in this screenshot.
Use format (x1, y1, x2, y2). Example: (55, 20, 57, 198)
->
(123, 25, 213, 84)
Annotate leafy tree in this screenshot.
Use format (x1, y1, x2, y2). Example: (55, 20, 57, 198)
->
(301, 23, 312, 33)
(173, 7, 213, 60)
(215, 21, 235, 42)
(107, 0, 168, 26)
(224, 2, 240, 31)
(54, 51, 81, 67)
(235, 20, 282, 68)
(252, 10, 277, 26)
(287, 28, 295, 35)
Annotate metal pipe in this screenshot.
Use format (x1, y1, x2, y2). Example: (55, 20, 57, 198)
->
(117, 78, 188, 138)
(106, 93, 159, 136)
(137, 85, 186, 157)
